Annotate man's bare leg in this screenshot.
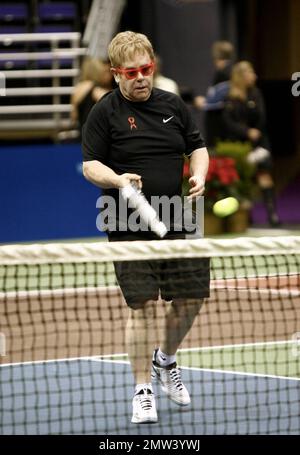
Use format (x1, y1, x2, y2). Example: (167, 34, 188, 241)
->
(126, 300, 158, 384)
(160, 298, 203, 355)
(151, 299, 203, 406)
(126, 300, 159, 423)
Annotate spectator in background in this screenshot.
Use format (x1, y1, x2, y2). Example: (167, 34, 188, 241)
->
(71, 56, 113, 133)
(194, 41, 235, 147)
(210, 40, 234, 85)
(221, 61, 280, 227)
(153, 54, 180, 95)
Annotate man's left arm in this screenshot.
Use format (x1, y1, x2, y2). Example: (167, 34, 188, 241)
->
(188, 147, 209, 201)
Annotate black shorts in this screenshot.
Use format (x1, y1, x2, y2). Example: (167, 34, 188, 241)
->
(108, 232, 210, 309)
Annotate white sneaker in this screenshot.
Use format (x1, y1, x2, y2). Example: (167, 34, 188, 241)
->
(131, 388, 158, 424)
(152, 350, 191, 406)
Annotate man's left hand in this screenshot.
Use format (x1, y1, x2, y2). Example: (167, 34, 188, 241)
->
(188, 175, 205, 201)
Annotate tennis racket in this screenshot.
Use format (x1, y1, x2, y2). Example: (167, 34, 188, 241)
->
(121, 183, 167, 238)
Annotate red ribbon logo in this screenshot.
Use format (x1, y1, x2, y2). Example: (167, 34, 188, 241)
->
(128, 117, 137, 130)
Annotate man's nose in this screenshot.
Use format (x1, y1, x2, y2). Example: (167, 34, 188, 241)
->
(136, 71, 145, 80)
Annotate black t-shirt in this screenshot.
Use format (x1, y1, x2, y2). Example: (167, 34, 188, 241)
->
(82, 87, 205, 233)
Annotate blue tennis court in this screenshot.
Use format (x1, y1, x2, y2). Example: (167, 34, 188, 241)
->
(1, 357, 299, 435)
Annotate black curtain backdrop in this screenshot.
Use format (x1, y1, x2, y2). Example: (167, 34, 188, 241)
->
(120, 0, 232, 97)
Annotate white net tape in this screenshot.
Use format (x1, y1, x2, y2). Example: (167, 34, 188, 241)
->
(0, 236, 300, 264)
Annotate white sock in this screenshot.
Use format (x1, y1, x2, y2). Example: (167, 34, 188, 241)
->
(135, 383, 153, 395)
(156, 348, 176, 367)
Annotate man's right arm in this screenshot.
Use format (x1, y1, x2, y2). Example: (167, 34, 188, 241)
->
(82, 160, 142, 189)
(82, 99, 142, 190)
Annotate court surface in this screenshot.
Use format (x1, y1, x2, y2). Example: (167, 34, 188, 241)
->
(1, 238, 299, 435)
(1, 342, 299, 435)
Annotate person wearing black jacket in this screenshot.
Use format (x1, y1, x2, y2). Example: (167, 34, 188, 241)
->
(71, 57, 113, 136)
(221, 61, 280, 227)
(194, 41, 234, 147)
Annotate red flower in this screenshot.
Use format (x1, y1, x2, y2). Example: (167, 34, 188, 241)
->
(206, 157, 239, 185)
(182, 156, 241, 208)
(183, 162, 190, 178)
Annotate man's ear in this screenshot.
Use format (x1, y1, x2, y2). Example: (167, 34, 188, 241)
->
(111, 68, 120, 84)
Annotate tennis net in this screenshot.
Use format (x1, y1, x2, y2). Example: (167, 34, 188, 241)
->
(0, 236, 299, 435)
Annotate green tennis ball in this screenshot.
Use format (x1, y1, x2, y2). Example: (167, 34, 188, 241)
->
(212, 197, 239, 217)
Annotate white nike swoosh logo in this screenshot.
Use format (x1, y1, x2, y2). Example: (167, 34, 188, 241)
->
(163, 116, 174, 123)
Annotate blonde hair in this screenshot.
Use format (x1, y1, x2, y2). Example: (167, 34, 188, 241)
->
(108, 31, 154, 68)
(212, 41, 234, 61)
(229, 61, 255, 100)
(80, 57, 108, 83)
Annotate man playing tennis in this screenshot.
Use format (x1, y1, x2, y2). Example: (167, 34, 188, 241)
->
(82, 31, 210, 424)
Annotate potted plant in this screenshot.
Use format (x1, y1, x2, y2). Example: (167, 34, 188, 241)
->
(214, 141, 256, 232)
(183, 143, 254, 234)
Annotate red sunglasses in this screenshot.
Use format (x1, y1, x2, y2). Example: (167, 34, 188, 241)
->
(115, 62, 155, 80)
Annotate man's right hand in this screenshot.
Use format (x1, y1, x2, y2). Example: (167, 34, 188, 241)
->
(116, 173, 142, 190)
(82, 161, 142, 190)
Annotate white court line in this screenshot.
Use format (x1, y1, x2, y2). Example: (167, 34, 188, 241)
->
(179, 340, 297, 352)
(180, 366, 300, 382)
(1, 275, 299, 300)
(0, 355, 99, 368)
(89, 340, 300, 382)
(215, 288, 300, 297)
(1, 354, 298, 382)
(0, 285, 120, 300)
(90, 357, 300, 382)
(1, 340, 296, 367)
(1, 353, 298, 382)
(93, 340, 296, 357)
(1, 342, 299, 382)
(92, 358, 130, 366)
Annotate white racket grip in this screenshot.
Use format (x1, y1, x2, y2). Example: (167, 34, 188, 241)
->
(121, 184, 167, 238)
